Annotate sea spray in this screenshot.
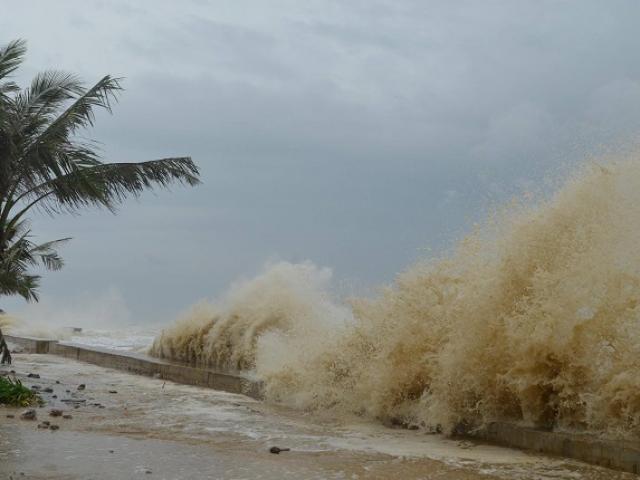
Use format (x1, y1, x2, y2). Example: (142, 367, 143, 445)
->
(151, 160, 640, 439)
(151, 261, 352, 370)
(0, 313, 15, 330)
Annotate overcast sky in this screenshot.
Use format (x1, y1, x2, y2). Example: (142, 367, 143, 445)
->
(2, 1, 640, 327)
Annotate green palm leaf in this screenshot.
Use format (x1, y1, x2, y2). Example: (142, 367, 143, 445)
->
(0, 39, 26, 82)
(0, 39, 201, 302)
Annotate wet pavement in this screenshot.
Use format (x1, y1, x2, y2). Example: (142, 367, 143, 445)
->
(0, 354, 635, 480)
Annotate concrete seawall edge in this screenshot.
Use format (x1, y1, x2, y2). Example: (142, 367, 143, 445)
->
(4, 334, 639, 474)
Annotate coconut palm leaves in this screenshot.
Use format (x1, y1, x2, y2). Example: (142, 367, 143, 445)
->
(0, 38, 200, 304)
(0, 220, 69, 302)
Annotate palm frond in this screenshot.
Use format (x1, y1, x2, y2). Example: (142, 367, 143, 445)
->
(14, 70, 83, 124)
(0, 40, 26, 82)
(29, 237, 71, 271)
(0, 81, 19, 99)
(12, 75, 124, 193)
(0, 269, 39, 301)
(0, 225, 69, 300)
(17, 156, 200, 215)
(38, 74, 123, 138)
(0, 39, 200, 303)
(35, 250, 64, 271)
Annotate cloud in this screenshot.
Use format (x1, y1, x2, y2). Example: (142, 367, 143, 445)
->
(2, 1, 640, 324)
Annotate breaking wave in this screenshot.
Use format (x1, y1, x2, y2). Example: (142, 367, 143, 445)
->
(151, 262, 351, 371)
(151, 160, 640, 439)
(0, 313, 15, 331)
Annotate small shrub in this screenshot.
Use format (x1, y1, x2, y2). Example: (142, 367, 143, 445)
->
(0, 376, 41, 406)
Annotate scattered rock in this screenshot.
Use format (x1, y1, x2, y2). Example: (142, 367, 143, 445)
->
(457, 441, 475, 449)
(37, 423, 49, 429)
(65, 390, 70, 393)
(77, 384, 86, 391)
(74, 405, 80, 409)
(49, 409, 63, 417)
(20, 409, 36, 420)
(27, 373, 40, 379)
(99, 405, 105, 409)
(43, 387, 54, 393)
(62, 414, 72, 419)
(108, 390, 118, 394)
(49, 425, 59, 431)
(269, 446, 290, 454)
(41, 421, 50, 426)
(55, 380, 60, 384)
(108, 450, 114, 454)
(145, 470, 152, 474)
(6, 414, 14, 418)
(52, 395, 57, 399)
(30, 385, 41, 391)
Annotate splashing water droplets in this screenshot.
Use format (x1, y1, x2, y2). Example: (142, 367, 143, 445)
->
(151, 160, 640, 439)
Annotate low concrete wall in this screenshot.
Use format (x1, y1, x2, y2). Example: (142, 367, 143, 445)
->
(4, 334, 54, 354)
(49, 341, 263, 400)
(6, 335, 640, 474)
(473, 421, 640, 474)
(4, 336, 261, 399)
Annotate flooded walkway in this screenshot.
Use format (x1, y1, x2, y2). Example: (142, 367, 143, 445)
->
(0, 355, 633, 479)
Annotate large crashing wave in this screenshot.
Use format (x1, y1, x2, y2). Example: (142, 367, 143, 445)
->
(151, 161, 640, 439)
(151, 262, 352, 371)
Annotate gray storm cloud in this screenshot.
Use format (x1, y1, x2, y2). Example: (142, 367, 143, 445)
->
(1, 0, 639, 324)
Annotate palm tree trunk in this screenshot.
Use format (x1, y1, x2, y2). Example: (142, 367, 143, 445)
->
(0, 328, 11, 364)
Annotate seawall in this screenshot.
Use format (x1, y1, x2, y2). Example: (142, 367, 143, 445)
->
(4, 335, 262, 399)
(4, 334, 640, 474)
(468, 421, 640, 474)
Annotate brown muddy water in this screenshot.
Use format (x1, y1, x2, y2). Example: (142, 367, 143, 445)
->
(0, 354, 634, 479)
(151, 161, 640, 439)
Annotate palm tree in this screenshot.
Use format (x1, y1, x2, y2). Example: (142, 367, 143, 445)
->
(0, 39, 201, 363)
